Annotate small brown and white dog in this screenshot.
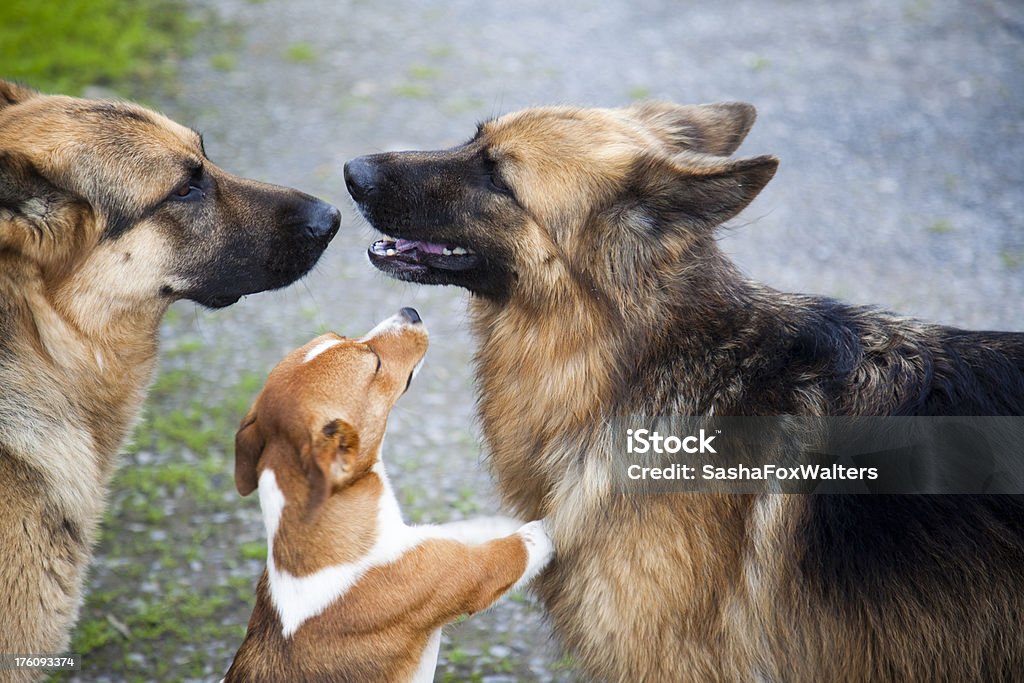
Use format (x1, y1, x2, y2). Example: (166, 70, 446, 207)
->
(224, 308, 553, 683)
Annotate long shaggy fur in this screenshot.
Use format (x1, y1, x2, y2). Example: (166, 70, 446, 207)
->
(348, 102, 1024, 682)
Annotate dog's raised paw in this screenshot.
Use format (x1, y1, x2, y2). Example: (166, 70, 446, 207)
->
(514, 520, 554, 588)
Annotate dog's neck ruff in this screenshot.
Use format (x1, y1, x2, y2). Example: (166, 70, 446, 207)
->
(258, 464, 411, 638)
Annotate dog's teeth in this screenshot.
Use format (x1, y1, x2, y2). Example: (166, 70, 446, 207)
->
(442, 248, 453, 256)
(452, 246, 468, 255)
(385, 248, 396, 256)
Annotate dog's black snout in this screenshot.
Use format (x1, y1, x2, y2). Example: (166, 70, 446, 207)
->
(398, 307, 422, 325)
(304, 200, 341, 241)
(344, 156, 380, 203)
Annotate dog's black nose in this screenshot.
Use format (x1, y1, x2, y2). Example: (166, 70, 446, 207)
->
(344, 156, 380, 203)
(304, 200, 341, 241)
(398, 307, 421, 324)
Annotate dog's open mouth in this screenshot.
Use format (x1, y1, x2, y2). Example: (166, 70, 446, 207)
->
(368, 235, 481, 273)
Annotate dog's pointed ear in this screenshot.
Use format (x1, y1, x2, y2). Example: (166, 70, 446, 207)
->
(639, 153, 779, 231)
(306, 419, 361, 517)
(234, 411, 266, 496)
(0, 153, 28, 214)
(0, 152, 92, 278)
(0, 81, 38, 109)
(628, 102, 757, 156)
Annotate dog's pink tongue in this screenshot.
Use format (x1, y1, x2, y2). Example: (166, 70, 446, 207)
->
(396, 238, 446, 254)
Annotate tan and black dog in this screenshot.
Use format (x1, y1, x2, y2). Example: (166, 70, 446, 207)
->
(345, 103, 1024, 682)
(0, 80, 339, 677)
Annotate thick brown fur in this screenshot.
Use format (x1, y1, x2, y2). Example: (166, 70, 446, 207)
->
(346, 102, 1024, 682)
(0, 81, 339, 679)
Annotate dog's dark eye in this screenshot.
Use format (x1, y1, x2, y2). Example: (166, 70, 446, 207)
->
(487, 172, 512, 195)
(483, 156, 513, 197)
(170, 181, 202, 201)
(169, 165, 206, 202)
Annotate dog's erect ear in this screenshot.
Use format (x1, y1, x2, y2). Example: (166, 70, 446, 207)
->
(628, 102, 757, 157)
(0, 152, 70, 215)
(0, 152, 92, 275)
(638, 153, 779, 231)
(0, 153, 31, 215)
(0, 81, 38, 110)
(234, 412, 266, 496)
(306, 419, 361, 517)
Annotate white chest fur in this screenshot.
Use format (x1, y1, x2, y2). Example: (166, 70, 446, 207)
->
(258, 466, 415, 638)
(257, 465, 552, 681)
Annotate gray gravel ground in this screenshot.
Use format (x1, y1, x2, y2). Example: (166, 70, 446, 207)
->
(67, 0, 1022, 680)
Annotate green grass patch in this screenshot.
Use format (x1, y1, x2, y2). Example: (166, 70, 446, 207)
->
(285, 41, 317, 63)
(452, 485, 481, 515)
(239, 541, 267, 561)
(427, 45, 454, 59)
(209, 53, 237, 72)
(628, 85, 652, 101)
(393, 83, 430, 99)
(444, 97, 486, 115)
(1001, 249, 1023, 271)
(0, 0, 197, 95)
(928, 219, 954, 234)
(70, 580, 248, 681)
(744, 53, 771, 71)
(407, 64, 442, 80)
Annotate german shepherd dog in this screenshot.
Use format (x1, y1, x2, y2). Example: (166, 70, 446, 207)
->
(345, 103, 1024, 682)
(0, 80, 339, 676)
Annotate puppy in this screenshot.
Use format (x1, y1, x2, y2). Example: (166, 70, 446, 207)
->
(225, 308, 553, 683)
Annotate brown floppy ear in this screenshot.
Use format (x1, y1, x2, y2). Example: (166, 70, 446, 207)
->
(234, 411, 266, 496)
(0, 81, 38, 109)
(635, 153, 779, 232)
(306, 419, 361, 518)
(628, 101, 757, 157)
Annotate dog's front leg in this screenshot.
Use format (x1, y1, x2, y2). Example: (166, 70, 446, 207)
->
(434, 519, 554, 615)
